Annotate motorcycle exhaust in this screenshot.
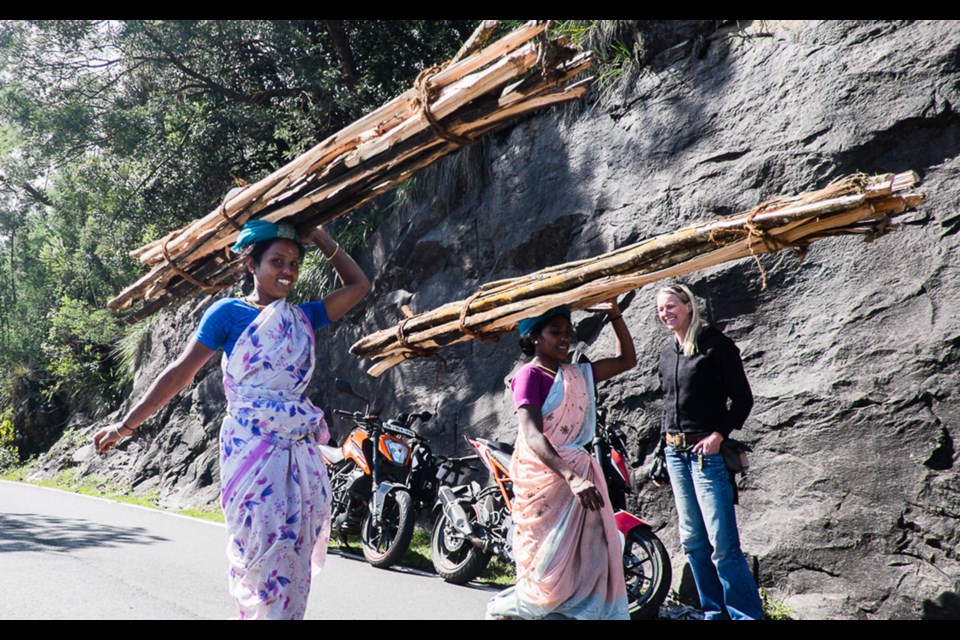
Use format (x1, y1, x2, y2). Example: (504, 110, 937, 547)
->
(438, 487, 473, 537)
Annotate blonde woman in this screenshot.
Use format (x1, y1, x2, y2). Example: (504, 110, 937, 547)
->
(655, 283, 762, 620)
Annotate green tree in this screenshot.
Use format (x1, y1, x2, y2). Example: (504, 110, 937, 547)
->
(0, 19, 475, 454)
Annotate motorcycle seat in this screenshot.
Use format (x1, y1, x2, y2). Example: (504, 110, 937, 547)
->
(319, 444, 343, 464)
(475, 438, 514, 469)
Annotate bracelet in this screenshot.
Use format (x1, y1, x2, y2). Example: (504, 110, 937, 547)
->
(118, 423, 135, 437)
(608, 314, 623, 321)
(323, 244, 341, 261)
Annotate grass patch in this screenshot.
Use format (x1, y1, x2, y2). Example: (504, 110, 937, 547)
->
(330, 523, 516, 586)
(761, 588, 794, 620)
(475, 555, 516, 587)
(176, 506, 226, 523)
(0, 464, 225, 522)
(402, 527, 436, 572)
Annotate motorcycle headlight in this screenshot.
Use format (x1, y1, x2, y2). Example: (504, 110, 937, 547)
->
(385, 440, 409, 465)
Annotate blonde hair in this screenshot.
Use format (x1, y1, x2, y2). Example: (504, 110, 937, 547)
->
(657, 283, 705, 356)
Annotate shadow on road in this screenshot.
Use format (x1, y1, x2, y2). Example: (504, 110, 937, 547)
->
(327, 547, 501, 592)
(0, 512, 169, 553)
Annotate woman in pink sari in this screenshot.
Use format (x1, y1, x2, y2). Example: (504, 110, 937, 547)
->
(94, 220, 369, 619)
(487, 301, 637, 620)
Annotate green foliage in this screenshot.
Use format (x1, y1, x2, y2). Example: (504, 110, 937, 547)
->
(548, 21, 647, 104)
(761, 588, 794, 620)
(0, 408, 16, 469)
(42, 295, 122, 416)
(112, 316, 154, 389)
(0, 19, 474, 447)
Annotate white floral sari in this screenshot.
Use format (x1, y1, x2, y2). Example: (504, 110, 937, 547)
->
(218, 299, 332, 619)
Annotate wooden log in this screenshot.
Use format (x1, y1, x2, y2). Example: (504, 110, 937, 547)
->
(350, 191, 889, 356)
(133, 22, 549, 268)
(110, 22, 592, 318)
(113, 82, 594, 320)
(350, 174, 925, 373)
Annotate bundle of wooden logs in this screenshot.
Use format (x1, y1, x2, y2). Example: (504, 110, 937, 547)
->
(107, 21, 594, 322)
(351, 172, 925, 376)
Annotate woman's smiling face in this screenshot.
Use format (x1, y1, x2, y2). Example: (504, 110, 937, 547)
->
(534, 314, 573, 364)
(656, 291, 692, 337)
(247, 239, 302, 303)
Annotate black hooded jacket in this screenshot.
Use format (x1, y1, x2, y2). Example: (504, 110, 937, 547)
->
(659, 325, 753, 438)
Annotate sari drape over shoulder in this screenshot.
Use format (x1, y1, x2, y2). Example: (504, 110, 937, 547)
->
(488, 363, 629, 620)
(219, 300, 332, 619)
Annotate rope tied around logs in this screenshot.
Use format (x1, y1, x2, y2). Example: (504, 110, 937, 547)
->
(396, 316, 440, 360)
(395, 315, 449, 389)
(707, 202, 812, 292)
(217, 199, 243, 231)
(218, 183, 249, 232)
(161, 235, 229, 294)
(457, 289, 501, 344)
(414, 64, 474, 148)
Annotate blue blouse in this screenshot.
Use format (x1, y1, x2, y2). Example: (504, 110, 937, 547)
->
(195, 298, 331, 358)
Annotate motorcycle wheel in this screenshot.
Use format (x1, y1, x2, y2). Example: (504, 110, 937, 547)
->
(623, 525, 671, 620)
(430, 510, 492, 585)
(360, 489, 415, 569)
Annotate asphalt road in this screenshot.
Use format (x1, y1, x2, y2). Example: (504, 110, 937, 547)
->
(0, 480, 497, 620)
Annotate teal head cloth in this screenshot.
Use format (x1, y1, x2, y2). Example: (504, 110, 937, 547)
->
(517, 306, 571, 336)
(231, 220, 300, 253)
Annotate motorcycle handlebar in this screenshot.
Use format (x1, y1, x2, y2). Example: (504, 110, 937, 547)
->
(333, 409, 378, 422)
(439, 454, 481, 472)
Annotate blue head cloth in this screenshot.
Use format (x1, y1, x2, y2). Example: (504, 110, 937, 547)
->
(517, 305, 571, 336)
(231, 220, 299, 253)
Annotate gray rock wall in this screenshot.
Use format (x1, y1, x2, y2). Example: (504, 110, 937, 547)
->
(43, 20, 960, 619)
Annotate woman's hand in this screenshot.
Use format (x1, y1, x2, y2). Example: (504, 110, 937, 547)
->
(692, 431, 725, 456)
(585, 298, 622, 317)
(568, 475, 604, 511)
(93, 423, 131, 454)
(305, 225, 338, 256)
(89, 339, 214, 455)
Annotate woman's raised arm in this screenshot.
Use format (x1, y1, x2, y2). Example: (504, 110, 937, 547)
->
(589, 298, 638, 383)
(306, 226, 371, 322)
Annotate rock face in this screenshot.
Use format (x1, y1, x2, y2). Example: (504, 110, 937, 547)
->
(44, 20, 960, 619)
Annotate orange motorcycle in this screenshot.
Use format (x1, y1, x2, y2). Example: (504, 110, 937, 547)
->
(320, 379, 425, 568)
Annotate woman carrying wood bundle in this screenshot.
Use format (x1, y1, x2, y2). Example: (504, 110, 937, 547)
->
(93, 220, 370, 620)
(655, 283, 762, 620)
(486, 301, 635, 620)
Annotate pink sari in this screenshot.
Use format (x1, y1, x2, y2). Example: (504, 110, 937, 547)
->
(488, 363, 629, 619)
(218, 300, 332, 619)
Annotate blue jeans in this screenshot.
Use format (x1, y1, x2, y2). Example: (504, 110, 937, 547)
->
(666, 446, 763, 620)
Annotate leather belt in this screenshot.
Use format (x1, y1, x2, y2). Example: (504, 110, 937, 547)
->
(666, 432, 710, 448)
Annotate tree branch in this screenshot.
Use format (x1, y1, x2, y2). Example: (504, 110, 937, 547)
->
(324, 20, 356, 87)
